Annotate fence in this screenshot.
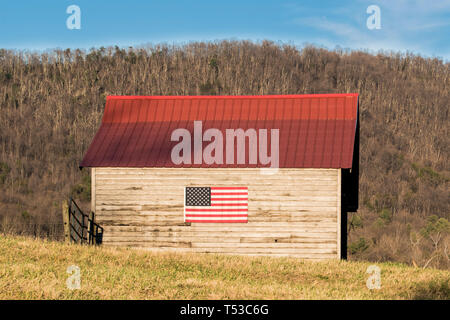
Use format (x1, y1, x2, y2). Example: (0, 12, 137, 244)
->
(62, 198, 103, 245)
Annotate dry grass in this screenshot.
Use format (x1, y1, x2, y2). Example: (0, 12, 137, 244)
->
(0, 235, 448, 300)
(0, 41, 448, 268)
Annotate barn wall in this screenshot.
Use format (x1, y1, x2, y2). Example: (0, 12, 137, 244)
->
(93, 168, 341, 259)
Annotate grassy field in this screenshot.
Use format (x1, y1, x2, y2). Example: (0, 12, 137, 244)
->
(0, 235, 448, 300)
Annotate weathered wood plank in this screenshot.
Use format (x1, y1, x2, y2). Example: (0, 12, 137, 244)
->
(96, 185, 339, 192)
(103, 232, 336, 238)
(101, 223, 338, 230)
(96, 168, 338, 175)
(97, 216, 337, 223)
(103, 226, 338, 235)
(99, 244, 338, 255)
(96, 216, 338, 226)
(191, 243, 336, 250)
(101, 238, 337, 248)
(95, 194, 338, 202)
(96, 201, 337, 209)
(95, 210, 338, 217)
(98, 207, 338, 213)
(96, 189, 338, 197)
(95, 182, 337, 188)
(102, 233, 337, 241)
(98, 221, 337, 229)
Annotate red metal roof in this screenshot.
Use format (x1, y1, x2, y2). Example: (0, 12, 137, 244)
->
(80, 94, 358, 168)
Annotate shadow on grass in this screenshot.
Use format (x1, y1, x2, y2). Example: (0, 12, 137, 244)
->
(410, 279, 450, 300)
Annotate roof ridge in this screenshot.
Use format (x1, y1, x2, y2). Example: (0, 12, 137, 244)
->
(107, 93, 359, 100)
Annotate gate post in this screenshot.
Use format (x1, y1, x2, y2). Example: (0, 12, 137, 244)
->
(62, 200, 70, 243)
(88, 211, 94, 244)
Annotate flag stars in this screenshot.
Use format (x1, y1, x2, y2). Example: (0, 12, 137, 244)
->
(185, 187, 211, 206)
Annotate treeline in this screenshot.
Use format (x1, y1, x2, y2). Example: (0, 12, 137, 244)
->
(0, 41, 448, 268)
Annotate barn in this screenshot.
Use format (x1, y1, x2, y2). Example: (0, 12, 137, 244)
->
(80, 93, 359, 260)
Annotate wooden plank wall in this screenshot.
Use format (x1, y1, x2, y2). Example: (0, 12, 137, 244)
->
(93, 168, 341, 259)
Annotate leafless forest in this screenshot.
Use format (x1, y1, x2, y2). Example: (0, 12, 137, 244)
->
(0, 41, 448, 268)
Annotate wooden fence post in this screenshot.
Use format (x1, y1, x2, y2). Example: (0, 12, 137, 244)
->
(62, 200, 70, 243)
(87, 211, 94, 244)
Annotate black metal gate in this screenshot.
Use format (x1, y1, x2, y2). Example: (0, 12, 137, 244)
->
(67, 198, 103, 245)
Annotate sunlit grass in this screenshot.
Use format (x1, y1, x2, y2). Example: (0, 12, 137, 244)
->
(0, 235, 448, 299)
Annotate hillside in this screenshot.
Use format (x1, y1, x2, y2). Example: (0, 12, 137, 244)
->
(0, 235, 448, 299)
(0, 41, 448, 268)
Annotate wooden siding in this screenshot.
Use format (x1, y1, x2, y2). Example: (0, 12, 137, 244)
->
(93, 168, 341, 259)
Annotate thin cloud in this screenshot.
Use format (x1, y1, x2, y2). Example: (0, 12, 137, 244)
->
(374, 0, 450, 13)
(288, 1, 450, 60)
(406, 21, 450, 31)
(293, 16, 364, 40)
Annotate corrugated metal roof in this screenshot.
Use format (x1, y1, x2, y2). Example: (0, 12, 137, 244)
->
(80, 94, 358, 168)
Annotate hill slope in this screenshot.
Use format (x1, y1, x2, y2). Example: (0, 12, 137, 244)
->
(0, 41, 448, 268)
(0, 235, 448, 300)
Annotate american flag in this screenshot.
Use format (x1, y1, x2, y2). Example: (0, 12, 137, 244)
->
(184, 187, 248, 223)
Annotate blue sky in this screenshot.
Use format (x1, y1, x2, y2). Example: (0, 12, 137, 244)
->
(1, 0, 449, 61)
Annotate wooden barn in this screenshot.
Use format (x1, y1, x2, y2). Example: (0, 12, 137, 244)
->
(80, 94, 359, 260)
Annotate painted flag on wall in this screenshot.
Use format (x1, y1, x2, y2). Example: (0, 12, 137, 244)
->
(184, 187, 248, 223)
